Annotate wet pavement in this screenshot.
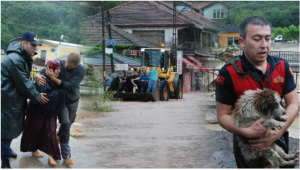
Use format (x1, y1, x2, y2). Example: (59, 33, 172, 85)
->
(6, 92, 300, 168)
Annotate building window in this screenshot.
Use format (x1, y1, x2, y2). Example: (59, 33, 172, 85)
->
(133, 30, 165, 47)
(51, 48, 55, 52)
(213, 9, 224, 19)
(227, 37, 239, 46)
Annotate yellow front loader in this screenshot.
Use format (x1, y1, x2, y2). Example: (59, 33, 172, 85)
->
(108, 48, 183, 101)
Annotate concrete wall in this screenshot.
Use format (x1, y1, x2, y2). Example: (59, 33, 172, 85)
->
(56, 45, 85, 59)
(218, 32, 239, 47)
(122, 26, 187, 49)
(36, 42, 86, 61)
(203, 3, 228, 19)
(35, 42, 56, 60)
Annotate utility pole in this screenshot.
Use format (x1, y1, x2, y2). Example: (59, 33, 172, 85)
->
(102, 1, 106, 91)
(172, 1, 177, 56)
(107, 10, 114, 73)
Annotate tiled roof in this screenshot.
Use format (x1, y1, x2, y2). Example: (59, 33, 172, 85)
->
(154, 1, 223, 32)
(81, 16, 159, 48)
(110, 25, 159, 48)
(83, 51, 141, 66)
(186, 2, 212, 10)
(106, 1, 189, 26)
(39, 39, 85, 48)
(81, 1, 224, 47)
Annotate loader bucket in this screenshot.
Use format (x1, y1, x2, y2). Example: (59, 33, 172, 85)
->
(112, 82, 160, 102)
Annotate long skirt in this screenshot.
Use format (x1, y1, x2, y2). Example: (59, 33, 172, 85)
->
(20, 112, 61, 160)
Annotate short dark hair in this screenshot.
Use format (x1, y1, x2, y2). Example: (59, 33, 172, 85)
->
(67, 52, 80, 65)
(239, 16, 272, 39)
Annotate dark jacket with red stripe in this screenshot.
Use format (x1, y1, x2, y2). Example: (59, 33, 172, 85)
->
(216, 53, 295, 106)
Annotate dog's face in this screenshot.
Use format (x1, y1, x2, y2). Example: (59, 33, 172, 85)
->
(252, 89, 286, 118)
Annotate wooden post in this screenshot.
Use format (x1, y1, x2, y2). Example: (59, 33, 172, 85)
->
(108, 10, 114, 73)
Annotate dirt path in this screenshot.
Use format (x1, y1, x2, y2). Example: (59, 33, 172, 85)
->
(68, 92, 299, 168)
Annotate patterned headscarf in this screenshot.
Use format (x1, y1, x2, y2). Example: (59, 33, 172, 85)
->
(46, 59, 61, 72)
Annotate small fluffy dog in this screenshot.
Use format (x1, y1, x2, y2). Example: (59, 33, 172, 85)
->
(231, 89, 299, 168)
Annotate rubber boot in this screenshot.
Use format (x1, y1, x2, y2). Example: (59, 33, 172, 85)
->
(1, 159, 11, 169)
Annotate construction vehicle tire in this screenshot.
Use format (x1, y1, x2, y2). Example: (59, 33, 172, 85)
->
(159, 80, 170, 101)
(175, 78, 183, 99)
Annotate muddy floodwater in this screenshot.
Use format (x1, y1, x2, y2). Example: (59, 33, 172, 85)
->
(68, 92, 299, 168)
(8, 92, 299, 168)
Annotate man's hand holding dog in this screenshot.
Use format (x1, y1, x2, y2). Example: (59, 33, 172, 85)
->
(248, 118, 283, 151)
(249, 129, 282, 151)
(244, 118, 268, 139)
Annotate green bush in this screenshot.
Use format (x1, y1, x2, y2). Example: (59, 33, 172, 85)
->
(84, 64, 122, 112)
(273, 25, 299, 41)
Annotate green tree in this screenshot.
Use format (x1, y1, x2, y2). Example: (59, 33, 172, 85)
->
(289, 25, 299, 41)
(273, 27, 284, 39)
(227, 1, 299, 27)
(1, 24, 14, 51)
(282, 27, 291, 40)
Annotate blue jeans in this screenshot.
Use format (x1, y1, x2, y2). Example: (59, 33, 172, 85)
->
(196, 85, 201, 91)
(1, 139, 13, 159)
(146, 80, 157, 93)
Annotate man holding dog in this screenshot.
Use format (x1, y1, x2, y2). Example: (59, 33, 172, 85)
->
(216, 16, 298, 167)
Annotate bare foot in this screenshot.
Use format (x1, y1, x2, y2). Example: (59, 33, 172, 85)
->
(32, 151, 44, 158)
(48, 156, 57, 165)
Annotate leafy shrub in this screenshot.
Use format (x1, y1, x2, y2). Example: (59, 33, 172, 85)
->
(84, 64, 122, 112)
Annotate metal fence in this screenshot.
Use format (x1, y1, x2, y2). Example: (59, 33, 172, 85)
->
(237, 50, 300, 62)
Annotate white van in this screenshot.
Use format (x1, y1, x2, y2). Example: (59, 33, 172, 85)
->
(274, 35, 282, 42)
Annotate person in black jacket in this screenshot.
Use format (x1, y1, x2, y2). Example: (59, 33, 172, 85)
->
(1, 31, 49, 168)
(21, 59, 67, 166)
(36, 52, 86, 166)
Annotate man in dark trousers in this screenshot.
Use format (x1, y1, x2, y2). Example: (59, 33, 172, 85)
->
(195, 76, 202, 91)
(122, 72, 133, 93)
(216, 16, 298, 167)
(36, 52, 86, 165)
(1, 31, 49, 168)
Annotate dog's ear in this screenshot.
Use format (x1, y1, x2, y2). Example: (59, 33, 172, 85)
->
(253, 89, 277, 116)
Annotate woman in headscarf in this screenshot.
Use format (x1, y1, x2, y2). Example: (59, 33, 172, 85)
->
(21, 59, 67, 165)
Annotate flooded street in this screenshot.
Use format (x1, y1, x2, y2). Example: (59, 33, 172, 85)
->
(8, 92, 299, 168)
(70, 92, 299, 168)
(71, 92, 225, 168)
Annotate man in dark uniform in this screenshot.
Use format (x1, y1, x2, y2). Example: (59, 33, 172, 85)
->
(216, 16, 298, 167)
(122, 72, 133, 93)
(1, 31, 49, 168)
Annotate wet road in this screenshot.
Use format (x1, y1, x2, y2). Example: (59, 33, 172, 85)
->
(72, 92, 223, 168)
(7, 92, 299, 168)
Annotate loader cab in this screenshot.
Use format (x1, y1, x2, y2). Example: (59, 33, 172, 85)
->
(141, 48, 170, 71)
